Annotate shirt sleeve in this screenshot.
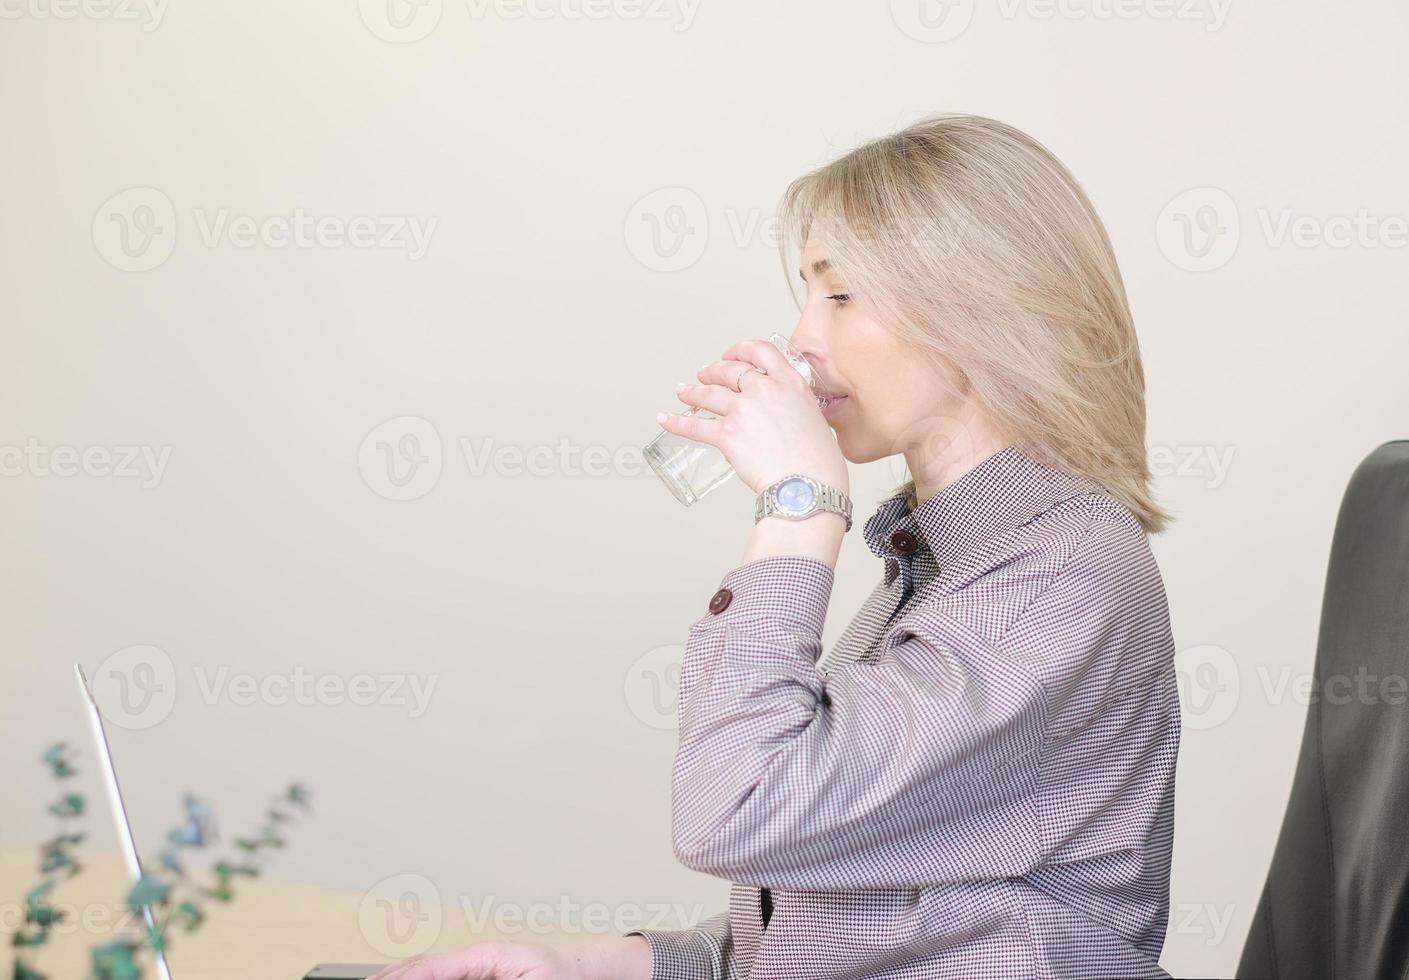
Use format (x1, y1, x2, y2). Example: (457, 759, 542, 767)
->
(667, 554, 1049, 891)
(622, 909, 733, 980)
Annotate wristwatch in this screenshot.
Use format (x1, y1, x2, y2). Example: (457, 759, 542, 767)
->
(754, 473, 853, 532)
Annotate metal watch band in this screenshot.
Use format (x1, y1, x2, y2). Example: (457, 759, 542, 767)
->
(754, 475, 854, 532)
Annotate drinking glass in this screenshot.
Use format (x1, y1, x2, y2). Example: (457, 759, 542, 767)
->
(643, 332, 832, 505)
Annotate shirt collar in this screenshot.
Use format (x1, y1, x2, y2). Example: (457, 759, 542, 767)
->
(862, 443, 1103, 572)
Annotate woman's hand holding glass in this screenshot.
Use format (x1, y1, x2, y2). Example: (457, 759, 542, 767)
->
(659, 337, 849, 496)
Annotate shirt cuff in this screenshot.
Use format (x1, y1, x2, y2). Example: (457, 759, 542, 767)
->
(623, 924, 729, 980)
(694, 554, 836, 637)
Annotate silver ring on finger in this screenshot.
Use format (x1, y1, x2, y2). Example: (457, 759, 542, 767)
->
(733, 365, 767, 392)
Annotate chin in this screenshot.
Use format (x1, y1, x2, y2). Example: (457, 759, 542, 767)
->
(835, 431, 882, 466)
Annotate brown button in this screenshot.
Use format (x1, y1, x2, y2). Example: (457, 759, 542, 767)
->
(889, 529, 919, 554)
(708, 587, 733, 614)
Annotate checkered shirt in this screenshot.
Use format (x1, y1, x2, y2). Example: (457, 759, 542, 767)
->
(625, 445, 1181, 979)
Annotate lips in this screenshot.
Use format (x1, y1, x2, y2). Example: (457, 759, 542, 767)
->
(811, 376, 849, 408)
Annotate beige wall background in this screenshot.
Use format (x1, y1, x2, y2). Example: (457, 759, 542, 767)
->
(3, 2, 1406, 976)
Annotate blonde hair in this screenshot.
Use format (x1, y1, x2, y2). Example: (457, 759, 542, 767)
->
(777, 113, 1171, 535)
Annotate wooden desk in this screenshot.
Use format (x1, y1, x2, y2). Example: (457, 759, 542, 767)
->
(2, 849, 617, 979)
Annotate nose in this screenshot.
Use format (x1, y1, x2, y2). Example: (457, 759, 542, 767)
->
(789, 307, 829, 366)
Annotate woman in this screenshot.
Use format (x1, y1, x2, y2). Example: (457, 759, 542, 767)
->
(372, 113, 1180, 980)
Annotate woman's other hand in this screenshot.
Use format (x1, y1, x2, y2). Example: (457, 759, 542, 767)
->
(365, 936, 650, 980)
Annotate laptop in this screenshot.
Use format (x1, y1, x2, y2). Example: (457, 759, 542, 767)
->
(74, 663, 385, 980)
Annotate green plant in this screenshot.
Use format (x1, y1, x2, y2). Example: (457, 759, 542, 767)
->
(6, 742, 311, 980)
(11, 743, 87, 980)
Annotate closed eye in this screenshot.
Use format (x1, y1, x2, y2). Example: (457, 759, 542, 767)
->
(827, 293, 852, 305)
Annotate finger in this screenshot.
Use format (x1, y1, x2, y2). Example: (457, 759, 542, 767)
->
(720, 338, 792, 378)
(675, 381, 738, 415)
(369, 954, 438, 980)
(367, 953, 429, 979)
(698, 359, 769, 394)
(695, 358, 738, 387)
(656, 408, 723, 448)
(365, 955, 421, 980)
(730, 363, 772, 392)
(377, 948, 494, 980)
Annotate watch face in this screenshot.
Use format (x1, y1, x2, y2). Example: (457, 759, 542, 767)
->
(775, 477, 817, 515)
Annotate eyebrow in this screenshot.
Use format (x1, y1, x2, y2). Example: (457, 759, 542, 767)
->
(798, 258, 832, 282)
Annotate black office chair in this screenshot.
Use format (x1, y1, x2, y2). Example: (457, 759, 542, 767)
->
(1237, 440, 1409, 980)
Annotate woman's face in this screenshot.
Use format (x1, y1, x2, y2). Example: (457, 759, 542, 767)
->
(790, 239, 974, 467)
